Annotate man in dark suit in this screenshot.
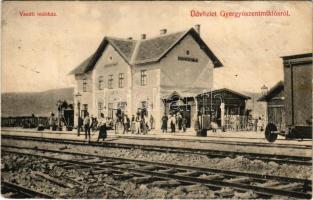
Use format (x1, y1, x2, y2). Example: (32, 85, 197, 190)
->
(83, 112, 91, 142)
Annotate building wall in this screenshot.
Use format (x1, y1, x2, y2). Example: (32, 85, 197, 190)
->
(93, 44, 132, 118)
(73, 71, 93, 126)
(159, 34, 214, 128)
(131, 62, 161, 128)
(160, 34, 213, 95)
(131, 35, 214, 129)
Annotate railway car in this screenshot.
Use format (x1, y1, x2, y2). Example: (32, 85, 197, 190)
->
(264, 53, 312, 142)
(1, 116, 49, 129)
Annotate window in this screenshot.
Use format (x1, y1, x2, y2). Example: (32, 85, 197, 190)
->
(140, 70, 147, 86)
(98, 76, 104, 90)
(108, 75, 113, 89)
(97, 101, 103, 118)
(186, 50, 190, 55)
(118, 73, 124, 88)
(82, 79, 87, 92)
(82, 104, 88, 118)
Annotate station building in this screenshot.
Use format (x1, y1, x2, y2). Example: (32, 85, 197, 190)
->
(70, 25, 222, 130)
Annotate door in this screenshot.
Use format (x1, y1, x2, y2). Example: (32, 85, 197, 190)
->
(179, 105, 191, 128)
(268, 106, 285, 131)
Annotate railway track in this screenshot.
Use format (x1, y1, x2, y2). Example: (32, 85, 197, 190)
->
(116, 135, 312, 150)
(2, 129, 312, 149)
(2, 145, 312, 199)
(1, 181, 54, 198)
(2, 134, 312, 166)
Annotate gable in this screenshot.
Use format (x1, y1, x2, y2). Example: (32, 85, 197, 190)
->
(133, 28, 222, 67)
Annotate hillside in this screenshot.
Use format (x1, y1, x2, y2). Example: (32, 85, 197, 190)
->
(1, 88, 74, 117)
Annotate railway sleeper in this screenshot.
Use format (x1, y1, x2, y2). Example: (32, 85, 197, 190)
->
(271, 183, 305, 190)
(131, 176, 164, 184)
(149, 180, 182, 188)
(140, 165, 164, 171)
(92, 169, 114, 175)
(117, 163, 142, 169)
(157, 168, 179, 174)
(198, 174, 225, 181)
(174, 171, 203, 177)
(35, 172, 75, 189)
(225, 177, 252, 184)
(111, 173, 134, 181)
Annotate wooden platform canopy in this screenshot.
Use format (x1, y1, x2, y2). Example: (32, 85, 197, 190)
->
(197, 88, 251, 115)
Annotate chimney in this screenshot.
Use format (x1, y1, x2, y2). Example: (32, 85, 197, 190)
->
(127, 37, 133, 40)
(194, 24, 200, 35)
(261, 85, 268, 96)
(160, 29, 167, 35)
(141, 34, 146, 40)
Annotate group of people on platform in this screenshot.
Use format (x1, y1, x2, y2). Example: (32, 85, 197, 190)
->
(116, 109, 155, 135)
(48, 110, 266, 141)
(161, 112, 188, 133)
(76, 108, 156, 142)
(77, 112, 108, 142)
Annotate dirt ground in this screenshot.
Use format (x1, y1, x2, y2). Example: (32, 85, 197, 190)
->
(2, 152, 262, 199)
(2, 138, 312, 179)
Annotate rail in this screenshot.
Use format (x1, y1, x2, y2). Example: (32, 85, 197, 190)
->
(2, 146, 312, 199)
(2, 134, 312, 166)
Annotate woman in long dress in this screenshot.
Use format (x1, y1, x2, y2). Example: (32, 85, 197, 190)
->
(161, 115, 168, 133)
(97, 113, 107, 142)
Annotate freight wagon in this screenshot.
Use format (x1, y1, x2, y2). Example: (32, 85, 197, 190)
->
(1, 116, 49, 128)
(263, 53, 312, 142)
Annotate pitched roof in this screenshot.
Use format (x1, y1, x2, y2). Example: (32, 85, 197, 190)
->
(133, 30, 187, 64)
(69, 28, 222, 75)
(69, 38, 136, 75)
(108, 37, 137, 61)
(258, 81, 284, 101)
(69, 55, 93, 75)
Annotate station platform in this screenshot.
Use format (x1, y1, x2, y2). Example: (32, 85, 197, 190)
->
(1, 127, 311, 144)
(1, 127, 312, 157)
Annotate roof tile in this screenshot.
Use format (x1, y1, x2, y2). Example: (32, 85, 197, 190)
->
(69, 28, 222, 75)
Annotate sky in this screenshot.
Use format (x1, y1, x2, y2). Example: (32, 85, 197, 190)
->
(1, 1, 312, 93)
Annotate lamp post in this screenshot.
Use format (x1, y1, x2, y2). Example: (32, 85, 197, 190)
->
(261, 85, 268, 125)
(75, 92, 82, 136)
(57, 100, 63, 131)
